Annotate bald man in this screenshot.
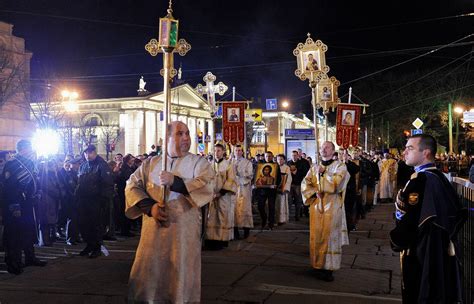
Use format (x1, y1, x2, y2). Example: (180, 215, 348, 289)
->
(125, 121, 215, 303)
(301, 141, 350, 282)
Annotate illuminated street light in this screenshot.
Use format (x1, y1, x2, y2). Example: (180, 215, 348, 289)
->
(282, 100, 289, 108)
(61, 89, 79, 154)
(32, 128, 60, 157)
(454, 106, 464, 114)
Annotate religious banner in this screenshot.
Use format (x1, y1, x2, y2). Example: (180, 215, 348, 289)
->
(222, 102, 245, 145)
(336, 104, 361, 149)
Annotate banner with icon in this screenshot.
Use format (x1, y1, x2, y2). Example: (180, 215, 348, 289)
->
(336, 104, 360, 148)
(222, 102, 245, 145)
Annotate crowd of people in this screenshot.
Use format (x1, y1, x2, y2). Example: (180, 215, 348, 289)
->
(0, 142, 159, 274)
(0, 124, 470, 303)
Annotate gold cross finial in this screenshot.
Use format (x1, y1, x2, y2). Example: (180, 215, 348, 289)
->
(167, 0, 173, 15)
(307, 32, 311, 38)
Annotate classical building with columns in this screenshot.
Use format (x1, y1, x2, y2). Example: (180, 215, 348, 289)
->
(31, 84, 213, 156)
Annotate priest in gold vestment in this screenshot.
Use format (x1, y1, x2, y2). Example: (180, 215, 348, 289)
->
(125, 121, 215, 303)
(301, 141, 350, 282)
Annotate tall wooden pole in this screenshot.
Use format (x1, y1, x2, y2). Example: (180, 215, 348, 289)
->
(448, 103, 453, 154)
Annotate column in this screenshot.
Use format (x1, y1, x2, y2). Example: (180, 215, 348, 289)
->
(140, 110, 146, 154)
(145, 110, 157, 152)
(207, 119, 216, 151)
(188, 117, 197, 154)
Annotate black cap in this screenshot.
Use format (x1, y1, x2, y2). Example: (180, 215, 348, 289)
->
(83, 144, 96, 154)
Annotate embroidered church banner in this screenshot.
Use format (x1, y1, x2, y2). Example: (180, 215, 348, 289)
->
(222, 102, 245, 145)
(336, 104, 360, 149)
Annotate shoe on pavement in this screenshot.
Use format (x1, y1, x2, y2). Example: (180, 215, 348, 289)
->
(7, 265, 23, 275)
(89, 250, 102, 259)
(25, 258, 47, 267)
(79, 246, 93, 256)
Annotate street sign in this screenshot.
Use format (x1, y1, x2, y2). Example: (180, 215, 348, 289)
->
(412, 118, 423, 129)
(216, 105, 223, 117)
(204, 135, 211, 143)
(216, 133, 222, 141)
(411, 129, 423, 136)
(245, 109, 262, 122)
(285, 129, 314, 138)
(198, 143, 205, 153)
(266, 98, 277, 110)
(463, 111, 474, 123)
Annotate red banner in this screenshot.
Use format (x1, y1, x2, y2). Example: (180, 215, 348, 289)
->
(336, 104, 360, 149)
(222, 102, 245, 145)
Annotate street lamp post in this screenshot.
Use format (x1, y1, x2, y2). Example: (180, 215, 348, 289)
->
(454, 105, 465, 154)
(62, 89, 79, 155)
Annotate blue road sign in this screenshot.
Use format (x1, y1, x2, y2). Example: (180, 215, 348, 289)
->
(216, 105, 223, 117)
(216, 133, 223, 141)
(198, 143, 205, 153)
(411, 129, 423, 135)
(266, 98, 277, 110)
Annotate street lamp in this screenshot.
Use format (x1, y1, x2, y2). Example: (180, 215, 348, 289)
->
(282, 100, 289, 109)
(62, 89, 79, 155)
(454, 105, 464, 154)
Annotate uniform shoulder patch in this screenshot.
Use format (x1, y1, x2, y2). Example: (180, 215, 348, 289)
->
(410, 172, 418, 179)
(408, 193, 419, 205)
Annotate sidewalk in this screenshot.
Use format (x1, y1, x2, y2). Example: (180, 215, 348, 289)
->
(0, 204, 402, 304)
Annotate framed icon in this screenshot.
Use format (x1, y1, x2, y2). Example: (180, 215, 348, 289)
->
(255, 163, 278, 188)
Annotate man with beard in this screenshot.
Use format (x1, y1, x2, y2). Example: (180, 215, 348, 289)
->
(301, 141, 350, 282)
(76, 144, 114, 258)
(390, 134, 466, 303)
(125, 121, 214, 303)
(1, 140, 46, 274)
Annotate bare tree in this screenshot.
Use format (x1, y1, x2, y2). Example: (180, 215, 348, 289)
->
(101, 124, 120, 161)
(0, 46, 27, 110)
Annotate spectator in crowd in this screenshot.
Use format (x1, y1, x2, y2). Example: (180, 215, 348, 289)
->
(57, 158, 79, 245)
(116, 154, 135, 237)
(38, 160, 61, 246)
(76, 145, 114, 258)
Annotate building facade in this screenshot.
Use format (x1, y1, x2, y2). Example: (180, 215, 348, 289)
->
(30, 84, 213, 157)
(0, 21, 35, 150)
(250, 111, 336, 158)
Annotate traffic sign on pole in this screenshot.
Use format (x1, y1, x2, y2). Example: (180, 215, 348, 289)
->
(245, 109, 262, 122)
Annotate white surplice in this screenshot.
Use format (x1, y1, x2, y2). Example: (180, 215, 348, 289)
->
(125, 153, 214, 304)
(233, 157, 254, 228)
(206, 158, 237, 241)
(276, 163, 292, 224)
(301, 160, 350, 270)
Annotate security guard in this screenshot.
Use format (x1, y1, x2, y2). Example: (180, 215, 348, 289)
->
(76, 145, 114, 258)
(1, 140, 46, 274)
(390, 134, 466, 303)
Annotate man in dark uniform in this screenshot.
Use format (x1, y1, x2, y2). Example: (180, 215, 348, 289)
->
(1, 140, 46, 274)
(390, 134, 466, 303)
(76, 145, 114, 258)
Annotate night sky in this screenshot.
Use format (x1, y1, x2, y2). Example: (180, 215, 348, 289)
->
(0, 0, 473, 116)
